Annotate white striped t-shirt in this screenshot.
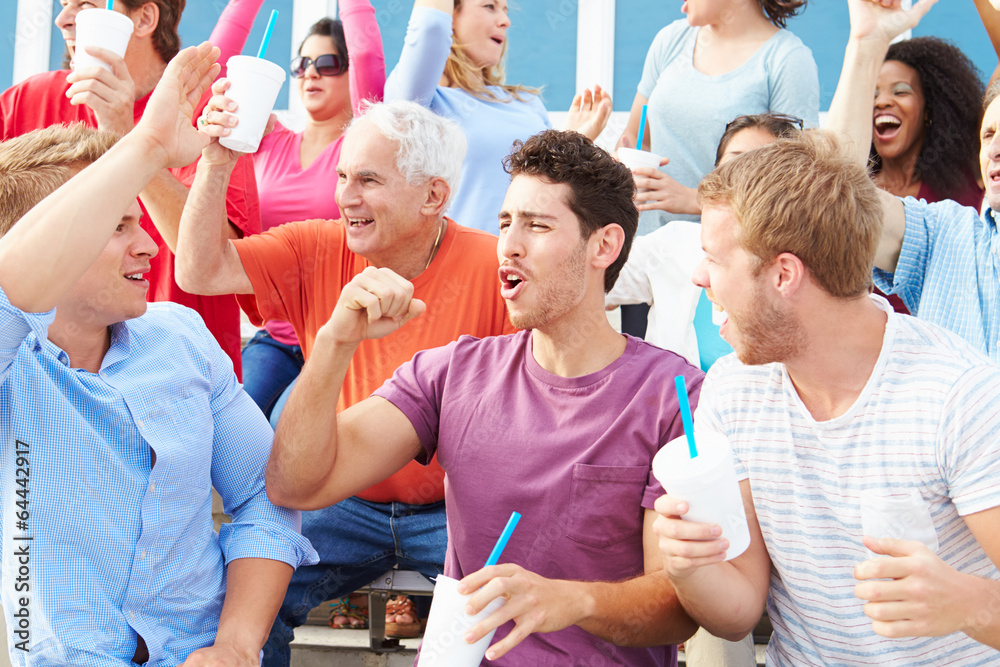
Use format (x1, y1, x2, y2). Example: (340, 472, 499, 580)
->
(699, 299, 1000, 666)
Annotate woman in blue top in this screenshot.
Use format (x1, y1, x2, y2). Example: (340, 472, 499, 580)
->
(386, 0, 611, 235)
(620, 0, 819, 232)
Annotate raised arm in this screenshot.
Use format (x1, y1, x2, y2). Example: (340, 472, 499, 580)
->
(565, 85, 612, 142)
(266, 267, 427, 510)
(0, 43, 219, 313)
(209, 0, 266, 80)
(384, 1, 454, 104)
(974, 0, 1000, 88)
(341, 0, 387, 113)
(826, 0, 936, 272)
(415, 1, 454, 15)
(174, 79, 257, 296)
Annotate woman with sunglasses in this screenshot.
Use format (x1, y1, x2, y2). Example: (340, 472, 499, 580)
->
(384, 0, 612, 235)
(207, 0, 391, 637)
(208, 1, 383, 419)
(621, 0, 818, 230)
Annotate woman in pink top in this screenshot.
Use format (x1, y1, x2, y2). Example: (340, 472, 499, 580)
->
(209, 0, 384, 423)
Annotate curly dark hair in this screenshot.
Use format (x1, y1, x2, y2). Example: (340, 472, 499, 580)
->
(870, 36, 983, 200)
(118, 0, 185, 62)
(503, 130, 638, 293)
(759, 0, 806, 28)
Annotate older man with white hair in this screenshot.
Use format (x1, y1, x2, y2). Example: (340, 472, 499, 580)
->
(176, 98, 513, 665)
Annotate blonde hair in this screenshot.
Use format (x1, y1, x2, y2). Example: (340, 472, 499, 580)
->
(0, 123, 119, 237)
(444, 0, 538, 103)
(698, 131, 882, 299)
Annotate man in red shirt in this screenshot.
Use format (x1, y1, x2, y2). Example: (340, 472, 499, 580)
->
(0, 0, 259, 377)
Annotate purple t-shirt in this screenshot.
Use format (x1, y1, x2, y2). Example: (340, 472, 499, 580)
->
(375, 330, 702, 666)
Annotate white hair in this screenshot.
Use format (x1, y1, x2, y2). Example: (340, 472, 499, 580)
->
(348, 100, 467, 209)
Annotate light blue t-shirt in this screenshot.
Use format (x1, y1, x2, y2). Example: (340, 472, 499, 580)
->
(385, 7, 551, 235)
(637, 19, 819, 232)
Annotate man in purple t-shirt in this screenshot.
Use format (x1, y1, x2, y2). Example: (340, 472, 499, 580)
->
(265, 130, 702, 665)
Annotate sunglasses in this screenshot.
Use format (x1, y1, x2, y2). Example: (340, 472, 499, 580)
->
(725, 113, 805, 133)
(290, 53, 348, 78)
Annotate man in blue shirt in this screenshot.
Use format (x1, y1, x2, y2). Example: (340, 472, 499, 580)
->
(0, 42, 315, 666)
(827, 0, 999, 363)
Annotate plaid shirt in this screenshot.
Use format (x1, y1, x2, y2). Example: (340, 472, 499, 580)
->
(0, 287, 316, 666)
(874, 197, 1000, 363)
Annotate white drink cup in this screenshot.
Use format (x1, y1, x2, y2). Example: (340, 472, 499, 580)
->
(73, 8, 134, 73)
(219, 55, 286, 154)
(860, 488, 939, 555)
(652, 430, 751, 561)
(617, 147, 663, 193)
(417, 575, 506, 667)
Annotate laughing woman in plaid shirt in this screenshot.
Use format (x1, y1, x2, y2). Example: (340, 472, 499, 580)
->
(828, 0, 1000, 363)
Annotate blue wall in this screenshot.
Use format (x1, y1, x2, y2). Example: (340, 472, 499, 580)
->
(1, 1, 997, 112)
(1, 1, 18, 91)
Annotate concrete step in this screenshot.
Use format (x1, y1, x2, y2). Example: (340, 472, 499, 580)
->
(288, 625, 767, 667)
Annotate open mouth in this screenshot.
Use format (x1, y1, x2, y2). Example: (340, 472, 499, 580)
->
(989, 167, 1000, 189)
(124, 271, 148, 287)
(873, 114, 902, 141)
(705, 289, 728, 327)
(499, 267, 525, 299)
(347, 217, 374, 228)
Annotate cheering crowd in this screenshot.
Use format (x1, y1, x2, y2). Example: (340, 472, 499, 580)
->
(1, 0, 1000, 665)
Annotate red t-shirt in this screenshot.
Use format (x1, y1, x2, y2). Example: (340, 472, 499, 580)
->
(234, 218, 515, 504)
(0, 70, 260, 378)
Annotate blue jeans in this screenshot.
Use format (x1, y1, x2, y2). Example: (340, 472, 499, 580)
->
(261, 497, 447, 667)
(241, 329, 304, 420)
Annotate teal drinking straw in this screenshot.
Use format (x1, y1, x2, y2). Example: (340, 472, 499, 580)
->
(673, 375, 698, 458)
(257, 10, 279, 59)
(484, 511, 521, 567)
(107, 0, 113, 9)
(635, 104, 648, 150)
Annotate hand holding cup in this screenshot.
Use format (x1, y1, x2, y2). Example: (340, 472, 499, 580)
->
(66, 45, 136, 135)
(653, 494, 731, 579)
(195, 79, 273, 166)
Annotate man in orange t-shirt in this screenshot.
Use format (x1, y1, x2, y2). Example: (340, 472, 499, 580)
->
(174, 99, 513, 665)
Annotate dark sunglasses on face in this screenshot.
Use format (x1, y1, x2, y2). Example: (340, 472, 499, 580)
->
(290, 53, 348, 78)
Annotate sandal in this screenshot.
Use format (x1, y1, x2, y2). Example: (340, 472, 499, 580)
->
(329, 594, 369, 629)
(385, 594, 421, 638)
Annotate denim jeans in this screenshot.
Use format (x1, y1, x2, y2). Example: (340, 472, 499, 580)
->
(241, 329, 304, 420)
(261, 496, 447, 667)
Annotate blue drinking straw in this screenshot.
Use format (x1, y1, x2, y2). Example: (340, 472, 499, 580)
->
(635, 104, 648, 150)
(484, 511, 521, 567)
(107, 0, 113, 9)
(256, 10, 279, 59)
(674, 375, 698, 458)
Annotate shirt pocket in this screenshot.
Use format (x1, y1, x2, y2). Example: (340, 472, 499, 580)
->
(564, 464, 650, 549)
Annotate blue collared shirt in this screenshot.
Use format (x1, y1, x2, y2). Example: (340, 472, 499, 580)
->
(0, 286, 317, 666)
(874, 197, 1000, 364)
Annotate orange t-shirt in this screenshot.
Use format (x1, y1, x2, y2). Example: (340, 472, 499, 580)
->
(234, 218, 515, 504)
